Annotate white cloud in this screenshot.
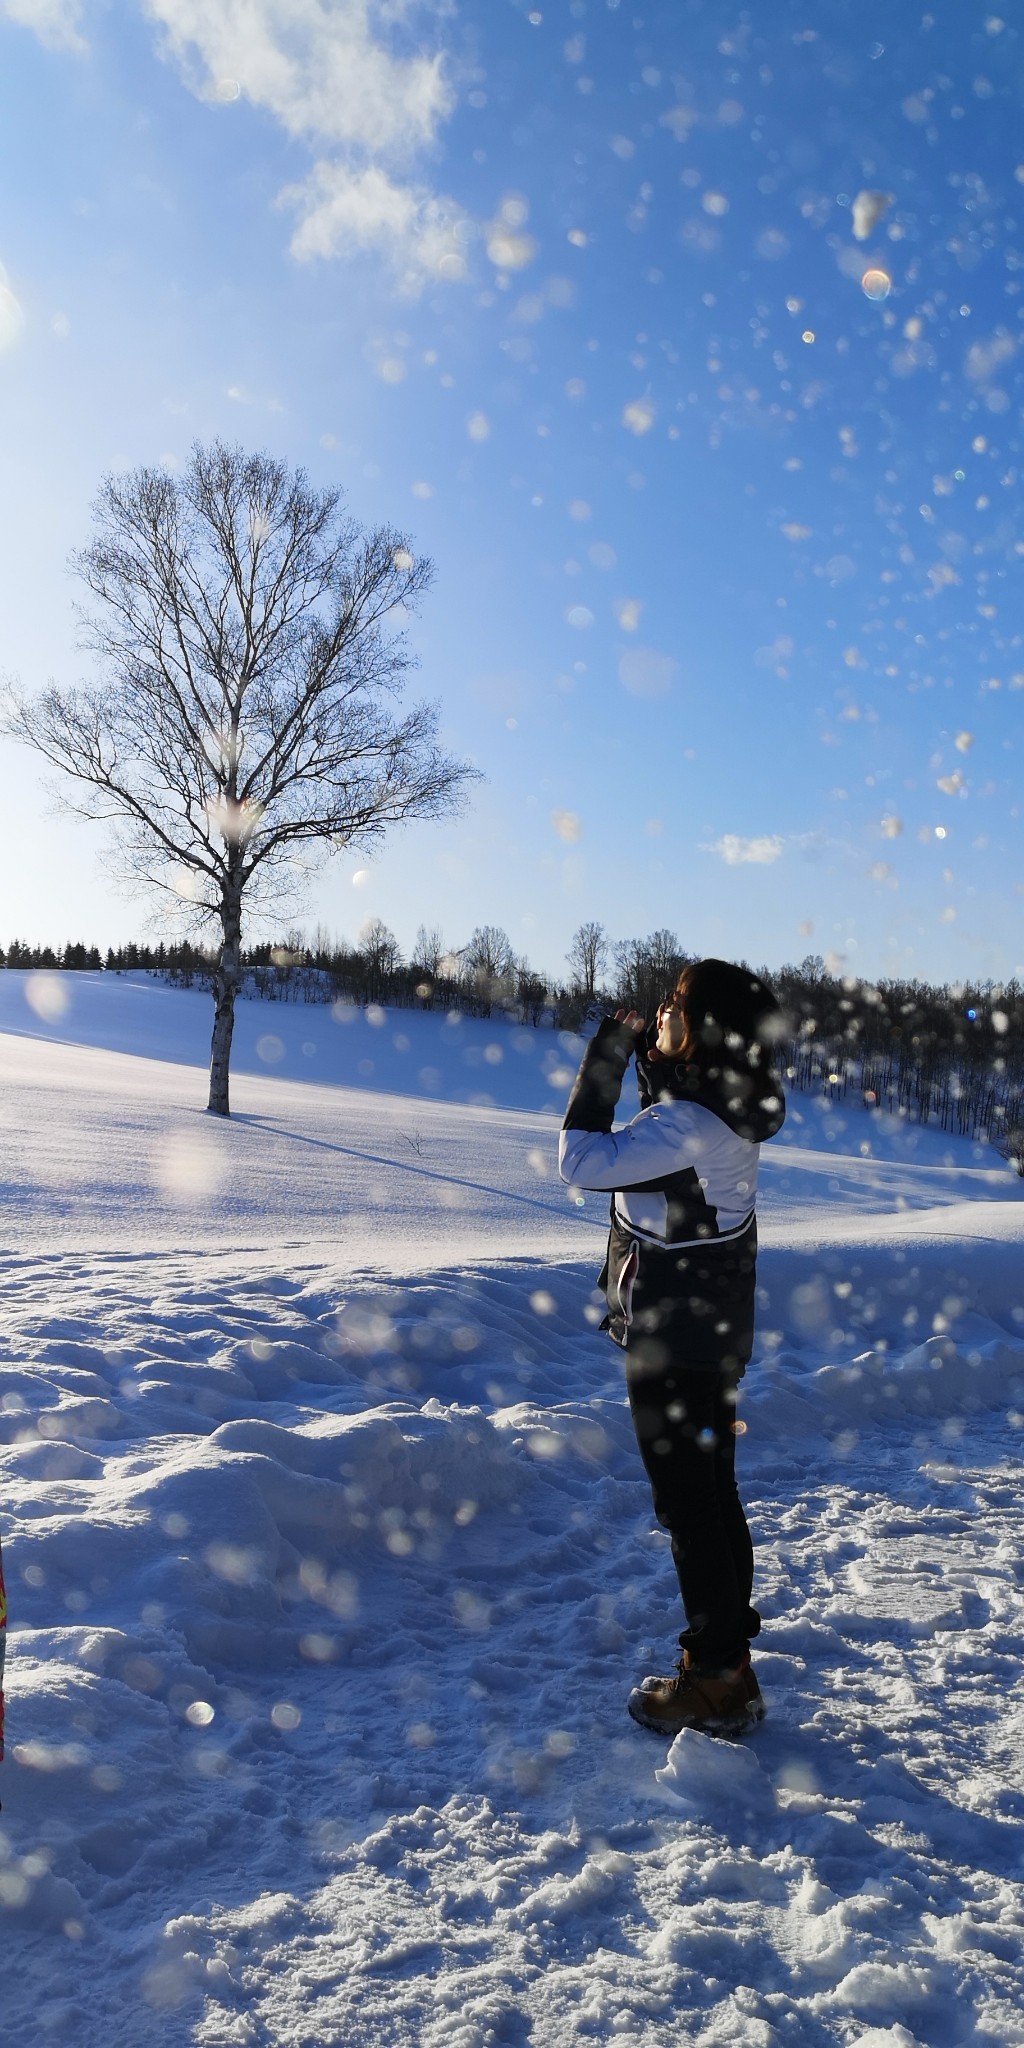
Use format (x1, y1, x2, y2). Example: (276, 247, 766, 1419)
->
(283, 162, 467, 289)
(703, 834, 784, 866)
(10, 0, 470, 285)
(145, 0, 467, 284)
(2, 0, 85, 53)
(145, 0, 452, 152)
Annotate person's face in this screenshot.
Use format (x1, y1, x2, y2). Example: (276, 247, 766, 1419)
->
(655, 990, 687, 1055)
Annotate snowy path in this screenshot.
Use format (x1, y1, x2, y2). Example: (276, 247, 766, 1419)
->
(2, 988, 1024, 2046)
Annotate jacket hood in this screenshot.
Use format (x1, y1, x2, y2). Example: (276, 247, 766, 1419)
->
(635, 1042, 786, 1143)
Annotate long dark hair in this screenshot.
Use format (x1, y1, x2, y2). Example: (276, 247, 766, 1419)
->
(672, 958, 781, 1071)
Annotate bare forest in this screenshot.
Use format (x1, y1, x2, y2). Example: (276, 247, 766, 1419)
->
(5, 926, 1024, 1165)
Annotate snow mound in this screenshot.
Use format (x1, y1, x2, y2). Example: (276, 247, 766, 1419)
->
(655, 1725, 776, 1819)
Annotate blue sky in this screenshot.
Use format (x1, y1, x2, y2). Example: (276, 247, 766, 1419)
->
(1, 0, 1023, 989)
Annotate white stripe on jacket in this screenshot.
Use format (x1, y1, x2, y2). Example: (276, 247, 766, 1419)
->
(558, 1097, 760, 1245)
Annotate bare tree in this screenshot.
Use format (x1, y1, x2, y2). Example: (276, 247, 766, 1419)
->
(464, 924, 515, 1016)
(359, 917, 402, 1001)
(465, 925, 514, 979)
(991, 1098, 1024, 1177)
(614, 929, 686, 1021)
(411, 923, 445, 976)
(2, 442, 478, 1113)
(516, 957, 549, 1026)
(566, 919, 608, 1002)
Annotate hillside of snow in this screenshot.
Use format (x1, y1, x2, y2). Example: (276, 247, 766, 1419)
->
(2, 971, 1024, 2047)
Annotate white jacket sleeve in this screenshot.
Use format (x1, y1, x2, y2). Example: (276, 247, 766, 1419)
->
(559, 1100, 710, 1190)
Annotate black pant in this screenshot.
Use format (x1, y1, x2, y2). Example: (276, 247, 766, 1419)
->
(625, 1359, 754, 1670)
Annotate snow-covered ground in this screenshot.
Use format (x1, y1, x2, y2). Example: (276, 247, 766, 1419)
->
(2, 970, 1024, 2048)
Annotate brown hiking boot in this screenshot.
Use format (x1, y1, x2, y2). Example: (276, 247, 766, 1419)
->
(628, 1652, 765, 1738)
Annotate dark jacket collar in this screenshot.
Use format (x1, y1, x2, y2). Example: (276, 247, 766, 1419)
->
(635, 1043, 786, 1143)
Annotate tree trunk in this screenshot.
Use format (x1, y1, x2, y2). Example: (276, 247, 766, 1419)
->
(208, 889, 242, 1116)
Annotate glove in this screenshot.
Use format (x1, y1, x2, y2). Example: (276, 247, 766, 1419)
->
(635, 1022, 661, 1109)
(562, 1015, 643, 1133)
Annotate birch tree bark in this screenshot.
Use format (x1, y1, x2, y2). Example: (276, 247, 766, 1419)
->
(209, 880, 243, 1117)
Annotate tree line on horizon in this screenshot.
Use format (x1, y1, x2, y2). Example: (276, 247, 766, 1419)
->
(4, 921, 1024, 1164)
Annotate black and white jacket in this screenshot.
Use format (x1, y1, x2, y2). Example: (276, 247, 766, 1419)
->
(559, 1021, 785, 1375)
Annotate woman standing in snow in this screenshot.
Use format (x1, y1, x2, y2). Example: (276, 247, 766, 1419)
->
(559, 958, 785, 1738)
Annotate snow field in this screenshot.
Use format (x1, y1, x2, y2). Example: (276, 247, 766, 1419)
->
(1, 978, 1024, 2045)
(0, 969, 586, 1115)
(4, 1252, 1024, 2046)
